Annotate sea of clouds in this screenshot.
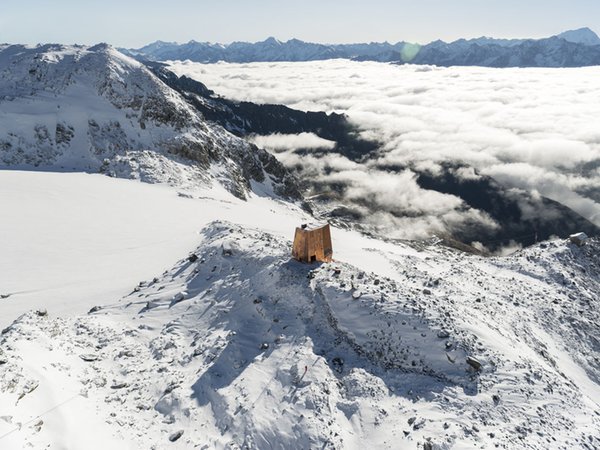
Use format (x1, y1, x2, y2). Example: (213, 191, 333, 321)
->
(169, 60, 600, 240)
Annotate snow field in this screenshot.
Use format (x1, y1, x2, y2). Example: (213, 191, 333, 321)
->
(2, 185, 600, 448)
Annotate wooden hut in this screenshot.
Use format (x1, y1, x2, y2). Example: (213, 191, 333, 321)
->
(292, 223, 333, 263)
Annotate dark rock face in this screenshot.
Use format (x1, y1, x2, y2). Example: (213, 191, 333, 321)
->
(147, 62, 378, 162)
(55, 123, 74, 146)
(466, 356, 482, 371)
(411, 163, 600, 249)
(169, 430, 184, 442)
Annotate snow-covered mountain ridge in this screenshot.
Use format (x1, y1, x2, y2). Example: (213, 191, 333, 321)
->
(124, 28, 600, 67)
(0, 44, 298, 198)
(1, 217, 599, 449)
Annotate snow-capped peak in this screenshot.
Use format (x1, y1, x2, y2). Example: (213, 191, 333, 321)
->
(0, 43, 298, 199)
(556, 27, 600, 46)
(262, 36, 283, 46)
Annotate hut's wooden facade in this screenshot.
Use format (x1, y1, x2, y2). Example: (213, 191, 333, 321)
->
(292, 223, 333, 263)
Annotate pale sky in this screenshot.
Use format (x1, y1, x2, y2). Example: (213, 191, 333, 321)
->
(2, 0, 599, 47)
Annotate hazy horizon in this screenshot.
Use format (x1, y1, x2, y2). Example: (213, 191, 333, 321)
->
(3, 27, 600, 49)
(2, 0, 600, 47)
(129, 26, 600, 48)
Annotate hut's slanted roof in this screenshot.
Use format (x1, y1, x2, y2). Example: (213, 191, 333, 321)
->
(300, 222, 329, 232)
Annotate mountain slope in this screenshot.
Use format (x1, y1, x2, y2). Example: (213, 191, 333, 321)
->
(0, 44, 298, 199)
(1, 218, 599, 449)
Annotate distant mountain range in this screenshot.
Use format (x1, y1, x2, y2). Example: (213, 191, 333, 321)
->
(122, 27, 600, 67)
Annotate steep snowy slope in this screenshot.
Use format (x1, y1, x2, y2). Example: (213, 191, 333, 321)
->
(1, 193, 599, 448)
(0, 44, 297, 199)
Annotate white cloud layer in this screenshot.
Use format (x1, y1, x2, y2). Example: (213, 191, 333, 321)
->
(249, 132, 336, 152)
(169, 60, 600, 234)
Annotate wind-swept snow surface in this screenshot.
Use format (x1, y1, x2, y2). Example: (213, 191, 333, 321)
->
(0, 171, 307, 329)
(1, 172, 600, 449)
